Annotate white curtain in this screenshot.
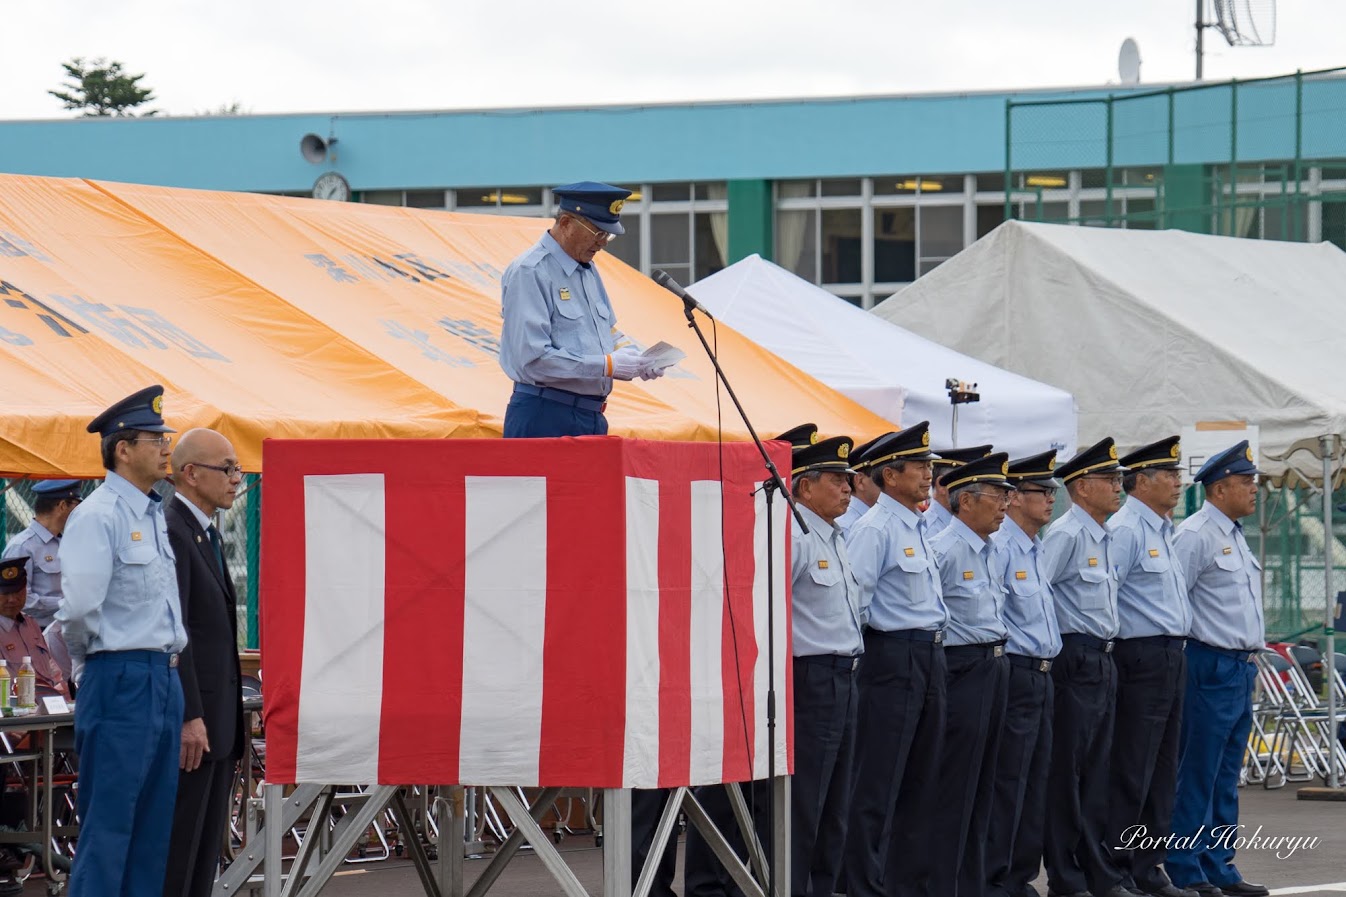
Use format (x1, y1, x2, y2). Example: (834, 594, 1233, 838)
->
(706, 183, 729, 266)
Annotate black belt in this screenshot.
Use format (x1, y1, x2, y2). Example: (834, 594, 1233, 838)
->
(1118, 635, 1187, 650)
(796, 654, 862, 672)
(1007, 654, 1054, 672)
(512, 383, 608, 413)
(944, 640, 1007, 658)
(867, 627, 945, 644)
(89, 649, 179, 668)
(1190, 640, 1260, 662)
(1061, 633, 1115, 654)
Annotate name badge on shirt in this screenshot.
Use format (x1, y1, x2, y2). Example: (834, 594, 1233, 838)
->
(962, 571, 974, 580)
(1148, 548, 1160, 557)
(559, 288, 572, 301)
(1223, 546, 1233, 554)
(817, 560, 829, 570)
(131, 531, 143, 542)
(904, 547, 916, 557)
(1087, 557, 1098, 567)
(1015, 570, 1028, 580)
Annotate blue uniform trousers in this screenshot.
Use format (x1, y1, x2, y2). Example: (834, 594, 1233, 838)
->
(843, 630, 947, 897)
(930, 646, 1009, 897)
(631, 787, 678, 897)
(1044, 636, 1116, 897)
(69, 650, 184, 897)
(987, 657, 1054, 897)
(502, 389, 608, 438)
(1104, 637, 1187, 892)
(1165, 641, 1257, 889)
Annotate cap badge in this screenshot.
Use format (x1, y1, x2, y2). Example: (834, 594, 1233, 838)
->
(0, 568, 16, 581)
(837, 443, 849, 459)
(1108, 445, 1118, 460)
(1245, 447, 1254, 462)
(921, 431, 930, 446)
(1015, 570, 1028, 580)
(609, 199, 625, 215)
(559, 288, 571, 301)
(151, 395, 164, 415)
(1170, 443, 1181, 459)
(1001, 460, 1009, 475)
(810, 432, 819, 445)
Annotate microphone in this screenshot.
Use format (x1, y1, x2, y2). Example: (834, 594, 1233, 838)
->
(652, 269, 714, 318)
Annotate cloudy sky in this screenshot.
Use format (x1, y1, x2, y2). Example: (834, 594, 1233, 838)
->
(6, 0, 1339, 119)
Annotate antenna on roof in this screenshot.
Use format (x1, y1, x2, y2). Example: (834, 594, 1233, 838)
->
(1118, 38, 1142, 85)
(1196, 0, 1277, 80)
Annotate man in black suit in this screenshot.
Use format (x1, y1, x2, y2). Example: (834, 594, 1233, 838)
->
(163, 428, 245, 897)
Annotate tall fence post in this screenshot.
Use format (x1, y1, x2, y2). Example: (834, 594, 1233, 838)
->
(246, 473, 261, 649)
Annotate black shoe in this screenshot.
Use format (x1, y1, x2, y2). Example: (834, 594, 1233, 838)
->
(1188, 885, 1224, 897)
(1218, 884, 1269, 897)
(1139, 885, 1200, 897)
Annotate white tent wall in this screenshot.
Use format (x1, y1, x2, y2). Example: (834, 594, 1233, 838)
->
(874, 221, 1346, 481)
(691, 254, 1078, 457)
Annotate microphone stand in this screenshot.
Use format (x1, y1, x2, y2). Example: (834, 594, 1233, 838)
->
(677, 290, 806, 897)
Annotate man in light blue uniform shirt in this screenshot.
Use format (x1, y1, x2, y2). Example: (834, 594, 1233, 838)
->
(1102, 437, 1196, 897)
(58, 385, 188, 897)
(1166, 442, 1268, 897)
(986, 450, 1063, 897)
(500, 181, 666, 439)
(924, 444, 992, 539)
(927, 452, 1015, 897)
(842, 422, 948, 897)
(3, 479, 82, 628)
(1040, 437, 1124, 897)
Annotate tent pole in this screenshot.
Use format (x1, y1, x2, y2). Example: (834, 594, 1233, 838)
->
(1322, 434, 1339, 790)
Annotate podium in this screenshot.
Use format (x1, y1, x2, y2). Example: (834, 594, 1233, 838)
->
(227, 437, 793, 896)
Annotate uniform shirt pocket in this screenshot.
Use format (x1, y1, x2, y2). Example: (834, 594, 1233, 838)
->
(1139, 553, 1171, 574)
(35, 554, 60, 575)
(118, 543, 158, 566)
(1077, 565, 1110, 607)
(896, 554, 930, 574)
(1214, 551, 1244, 572)
(808, 565, 842, 588)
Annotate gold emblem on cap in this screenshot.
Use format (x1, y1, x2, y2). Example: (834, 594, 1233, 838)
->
(609, 199, 625, 215)
(1001, 460, 1009, 475)
(152, 395, 164, 415)
(810, 432, 819, 445)
(1170, 443, 1180, 459)
(1108, 445, 1118, 460)
(0, 567, 16, 581)
(838, 443, 849, 459)
(1245, 447, 1253, 462)
(1048, 458, 1056, 471)
(921, 430, 930, 446)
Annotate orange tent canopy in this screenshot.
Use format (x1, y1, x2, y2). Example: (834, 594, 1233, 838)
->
(0, 175, 895, 477)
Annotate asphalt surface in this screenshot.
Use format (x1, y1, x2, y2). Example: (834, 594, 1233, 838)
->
(15, 782, 1345, 895)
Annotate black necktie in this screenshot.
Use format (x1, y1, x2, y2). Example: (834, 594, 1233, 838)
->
(207, 524, 225, 576)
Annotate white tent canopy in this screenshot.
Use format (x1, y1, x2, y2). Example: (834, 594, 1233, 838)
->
(691, 254, 1078, 457)
(873, 221, 1346, 480)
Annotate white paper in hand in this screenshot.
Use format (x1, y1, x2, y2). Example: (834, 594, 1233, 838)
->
(638, 341, 687, 373)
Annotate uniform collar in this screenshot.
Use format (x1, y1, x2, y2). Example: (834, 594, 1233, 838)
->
(0, 614, 18, 633)
(999, 514, 1038, 552)
(1068, 501, 1109, 540)
(541, 231, 581, 277)
(876, 491, 922, 528)
(796, 503, 837, 538)
(1126, 497, 1172, 534)
(27, 520, 56, 543)
(947, 515, 989, 552)
(1203, 501, 1238, 534)
(105, 471, 157, 518)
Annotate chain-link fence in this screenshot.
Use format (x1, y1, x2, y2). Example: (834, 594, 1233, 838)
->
(1005, 67, 1346, 247)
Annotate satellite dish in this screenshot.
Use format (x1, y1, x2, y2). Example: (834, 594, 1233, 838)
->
(1119, 38, 1142, 85)
(300, 133, 329, 164)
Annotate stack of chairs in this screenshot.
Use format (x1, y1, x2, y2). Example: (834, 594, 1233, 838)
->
(1249, 646, 1346, 787)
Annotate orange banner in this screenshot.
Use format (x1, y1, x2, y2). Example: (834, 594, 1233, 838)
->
(0, 175, 893, 477)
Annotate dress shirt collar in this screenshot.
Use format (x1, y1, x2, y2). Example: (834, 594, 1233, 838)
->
(1068, 501, 1109, 540)
(876, 491, 923, 528)
(541, 231, 581, 276)
(104, 471, 157, 518)
(1127, 497, 1172, 535)
(796, 502, 837, 539)
(848, 496, 870, 514)
(174, 492, 216, 531)
(27, 520, 56, 543)
(1203, 501, 1239, 534)
(0, 614, 20, 633)
(946, 516, 989, 553)
(999, 514, 1038, 553)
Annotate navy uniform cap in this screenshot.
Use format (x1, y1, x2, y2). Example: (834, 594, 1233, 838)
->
(553, 181, 632, 236)
(931, 444, 993, 468)
(32, 479, 82, 501)
(791, 436, 856, 476)
(862, 421, 939, 468)
(1194, 439, 1264, 486)
(1120, 435, 1182, 472)
(1006, 450, 1062, 488)
(0, 558, 26, 595)
(774, 423, 819, 449)
(849, 433, 888, 471)
(939, 452, 1013, 491)
(87, 385, 175, 437)
(1056, 437, 1124, 485)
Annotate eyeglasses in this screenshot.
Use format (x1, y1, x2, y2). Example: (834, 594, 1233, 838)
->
(131, 436, 173, 447)
(192, 462, 244, 477)
(1083, 473, 1124, 485)
(971, 489, 1013, 506)
(1016, 486, 1055, 496)
(567, 215, 617, 244)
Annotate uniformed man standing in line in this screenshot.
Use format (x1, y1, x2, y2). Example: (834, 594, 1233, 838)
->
(927, 453, 1015, 897)
(836, 435, 884, 535)
(782, 434, 866, 897)
(57, 385, 188, 897)
(986, 451, 1063, 897)
(1040, 438, 1124, 897)
(1166, 443, 1268, 897)
(499, 181, 665, 438)
(3, 479, 82, 629)
(925, 445, 994, 537)
(1101, 437, 1195, 897)
(842, 422, 948, 897)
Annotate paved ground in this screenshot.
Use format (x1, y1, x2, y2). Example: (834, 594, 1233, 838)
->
(16, 782, 1345, 895)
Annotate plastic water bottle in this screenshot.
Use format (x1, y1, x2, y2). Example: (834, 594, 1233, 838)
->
(0, 660, 10, 715)
(16, 657, 36, 715)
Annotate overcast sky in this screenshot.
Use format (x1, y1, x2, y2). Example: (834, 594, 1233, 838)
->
(7, 0, 1340, 119)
